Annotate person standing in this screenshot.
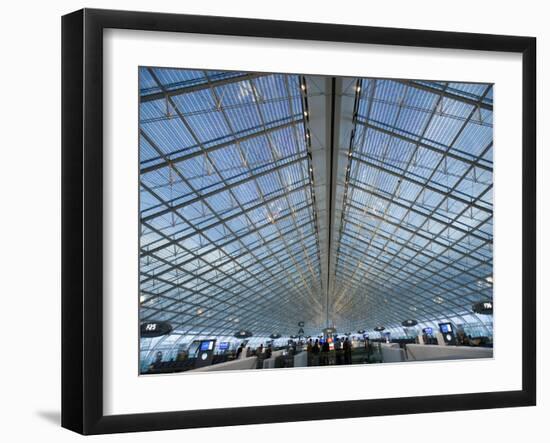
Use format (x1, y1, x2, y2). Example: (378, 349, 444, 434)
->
(236, 343, 245, 359)
(321, 340, 330, 365)
(256, 344, 265, 369)
(312, 339, 320, 366)
(343, 337, 352, 365)
(335, 338, 343, 365)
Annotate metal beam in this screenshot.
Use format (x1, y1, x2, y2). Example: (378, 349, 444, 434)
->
(142, 222, 318, 300)
(303, 75, 332, 328)
(142, 182, 309, 250)
(347, 181, 491, 242)
(140, 117, 302, 174)
(140, 73, 267, 103)
(397, 80, 493, 111)
(346, 200, 485, 252)
(356, 119, 493, 172)
(351, 155, 492, 213)
(333, 248, 488, 322)
(141, 204, 313, 280)
(142, 155, 307, 222)
(326, 76, 357, 327)
(143, 69, 324, 312)
(339, 218, 489, 283)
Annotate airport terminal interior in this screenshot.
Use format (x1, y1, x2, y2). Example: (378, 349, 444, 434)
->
(138, 68, 494, 374)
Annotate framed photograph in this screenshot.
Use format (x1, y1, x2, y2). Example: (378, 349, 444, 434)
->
(62, 8, 536, 435)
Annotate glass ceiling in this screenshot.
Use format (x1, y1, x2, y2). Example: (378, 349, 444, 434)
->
(138, 68, 493, 357)
(331, 78, 493, 337)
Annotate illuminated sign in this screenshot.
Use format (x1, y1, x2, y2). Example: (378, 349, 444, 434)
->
(140, 321, 172, 338)
(200, 340, 214, 351)
(472, 301, 493, 315)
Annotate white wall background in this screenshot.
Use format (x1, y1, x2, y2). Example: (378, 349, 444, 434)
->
(0, 0, 547, 441)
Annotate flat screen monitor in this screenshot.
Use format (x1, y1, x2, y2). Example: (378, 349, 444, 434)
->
(200, 340, 214, 351)
(423, 327, 433, 335)
(218, 342, 229, 350)
(439, 323, 453, 334)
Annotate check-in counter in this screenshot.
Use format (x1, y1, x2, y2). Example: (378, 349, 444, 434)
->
(405, 344, 493, 361)
(293, 351, 308, 368)
(262, 350, 284, 369)
(380, 343, 406, 363)
(189, 356, 258, 372)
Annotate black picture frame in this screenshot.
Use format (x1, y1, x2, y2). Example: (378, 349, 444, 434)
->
(62, 8, 536, 435)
